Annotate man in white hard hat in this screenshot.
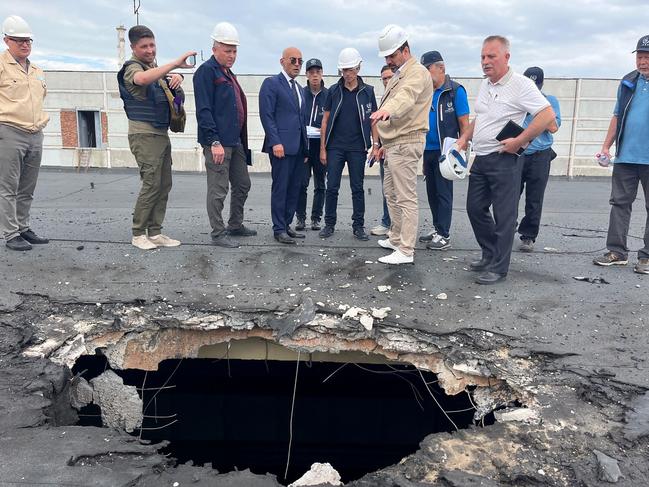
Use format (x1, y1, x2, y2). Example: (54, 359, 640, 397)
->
(319, 47, 379, 241)
(370, 25, 434, 265)
(456, 36, 556, 285)
(193, 22, 256, 249)
(117, 25, 195, 250)
(0, 15, 50, 251)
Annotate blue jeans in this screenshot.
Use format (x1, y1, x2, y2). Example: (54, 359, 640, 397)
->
(324, 148, 366, 229)
(379, 160, 391, 228)
(296, 138, 326, 222)
(423, 149, 453, 238)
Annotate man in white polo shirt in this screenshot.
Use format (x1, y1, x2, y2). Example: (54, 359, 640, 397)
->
(457, 35, 557, 284)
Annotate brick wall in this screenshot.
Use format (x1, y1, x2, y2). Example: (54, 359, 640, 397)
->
(60, 110, 77, 148)
(101, 111, 108, 144)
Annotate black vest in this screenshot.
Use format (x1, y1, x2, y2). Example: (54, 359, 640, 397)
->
(615, 70, 644, 154)
(117, 60, 170, 129)
(434, 75, 463, 146)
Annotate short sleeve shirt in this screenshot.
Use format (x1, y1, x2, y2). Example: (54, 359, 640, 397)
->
(122, 57, 167, 136)
(613, 75, 649, 164)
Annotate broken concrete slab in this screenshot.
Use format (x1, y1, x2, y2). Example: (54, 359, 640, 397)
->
(69, 376, 93, 409)
(289, 462, 342, 486)
(593, 449, 623, 483)
(90, 370, 142, 432)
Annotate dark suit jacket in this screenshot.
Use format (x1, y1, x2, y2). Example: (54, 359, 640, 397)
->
(259, 72, 308, 156)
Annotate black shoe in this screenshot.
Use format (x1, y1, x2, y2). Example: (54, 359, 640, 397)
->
(227, 225, 257, 237)
(286, 228, 305, 239)
(318, 225, 334, 238)
(311, 220, 321, 231)
(353, 228, 369, 241)
(475, 272, 507, 285)
(469, 258, 491, 272)
(20, 229, 48, 244)
(295, 219, 306, 231)
(274, 233, 296, 245)
(211, 234, 240, 248)
(6, 236, 32, 251)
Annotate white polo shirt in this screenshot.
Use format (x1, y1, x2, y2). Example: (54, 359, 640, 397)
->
(472, 68, 550, 156)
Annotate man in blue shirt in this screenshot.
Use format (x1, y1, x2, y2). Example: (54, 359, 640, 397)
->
(594, 35, 649, 275)
(517, 67, 561, 252)
(418, 51, 470, 250)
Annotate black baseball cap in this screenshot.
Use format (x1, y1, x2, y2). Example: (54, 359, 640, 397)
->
(420, 50, 443, 68)
(305, 58, 323, 71)
(633, 34, 649, 53)
(524, 66, 544, 89)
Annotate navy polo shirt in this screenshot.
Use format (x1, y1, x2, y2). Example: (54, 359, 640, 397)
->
(326, 86, 365, 151)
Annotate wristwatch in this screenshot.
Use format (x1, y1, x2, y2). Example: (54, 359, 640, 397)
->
(211, 140, 221, 147)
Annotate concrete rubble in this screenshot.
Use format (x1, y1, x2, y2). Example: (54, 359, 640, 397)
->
(289, 462, 342, 486)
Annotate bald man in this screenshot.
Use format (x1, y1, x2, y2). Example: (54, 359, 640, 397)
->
(259, 47, 309, 244)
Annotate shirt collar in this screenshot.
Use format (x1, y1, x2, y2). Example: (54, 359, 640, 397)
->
(281, 70, 295, 85)
(488, 67, 513, 86)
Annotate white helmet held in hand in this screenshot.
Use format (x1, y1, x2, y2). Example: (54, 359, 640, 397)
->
(337, 47, 362, 70)
(439, 142, 471, 180)
(211, 22, 239, 45)
(2, 15, 32, 38)
(377, 24, 408, 57)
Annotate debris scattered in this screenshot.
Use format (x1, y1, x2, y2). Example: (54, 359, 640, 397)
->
(76, 245, 84, 251)
(359, 314, 373, 331)
(377, 285, 391, 292)
(90, 370, 142, 433)
(573, 276, 610, 284)
(593, 449, 623, 483)
(494, 407, 540, 423)
(436, 293, 448, 300)
(371, 307, 391, 319)
(543, 247, 559, 252)
(69, 377, 93, 409)
(289, 462, 342, 487)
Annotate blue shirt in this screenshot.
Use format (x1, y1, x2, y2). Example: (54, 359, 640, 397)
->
(522, 93, 561, 154)
(425, 85, 469, 150)
(613, 75, 649, 165)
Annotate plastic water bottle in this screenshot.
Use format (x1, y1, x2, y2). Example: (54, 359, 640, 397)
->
(595, 153, 610, 167)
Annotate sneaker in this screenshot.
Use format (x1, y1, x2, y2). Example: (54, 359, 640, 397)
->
(353, 228, 370, 241)
(519, 238, 534, 253)
(227, 225, 257, 237)
(378, 239, 398, 251)
(295, 219, 306, 231)
(593, 252, 628, 266)
(311, 220, 321, 231)
(370, 224, 389, 236)
(426, 234, 451, 250)
(5, 235, 32, 251)
(378, 249, 414, 265)
(319, 225, 334, 238)
(634, 258, 649, 275)
(212, 233, 240, 248)
(148, 234, 181, 247)
(419, 231, 437, 243)
(20, 229, 49, 244)
(132, 235, 157, 250)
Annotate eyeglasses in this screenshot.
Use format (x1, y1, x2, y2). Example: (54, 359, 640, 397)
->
(288, 57, 303, 66)
(7, 37, 33, 45)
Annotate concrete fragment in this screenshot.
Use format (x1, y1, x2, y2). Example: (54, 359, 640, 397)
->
(624, 392, 649, 441)
(371, 307, 391, 319)
(436, 293, 448, 300)
(494, 407, 539, 423)
(593, 449, 622, 483)
(289, 462, 342, 486)
(91, 370, 142, 433)
(359, 314, 373, 331)
(377, 285, 391, 292)
(342, 307, 365, 319)
(69, 377, 93, 409)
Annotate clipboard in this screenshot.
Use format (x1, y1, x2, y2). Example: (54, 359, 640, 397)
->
(496, 120, 526, 156)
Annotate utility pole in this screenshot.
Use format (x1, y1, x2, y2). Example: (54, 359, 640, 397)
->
(133, 0, 141, 25)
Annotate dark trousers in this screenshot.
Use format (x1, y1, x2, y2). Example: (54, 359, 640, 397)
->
(296, 138, 326, 222)
(517, 148, 553, 241)
(379, 160, 391, 227)
(606, 162, 649, 260)
(324, 149, 366, 229)
(204, 145, 251, 239)
(423, 149, 453, 238)
(270, 151, 304, 235)
(467, 152, 523, 275)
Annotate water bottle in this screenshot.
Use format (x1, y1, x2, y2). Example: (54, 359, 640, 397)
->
(595, 152, 610, 167)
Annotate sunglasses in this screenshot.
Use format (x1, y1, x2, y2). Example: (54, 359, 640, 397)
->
(7, 37, 33, 45)
(288, 57, 303, 66)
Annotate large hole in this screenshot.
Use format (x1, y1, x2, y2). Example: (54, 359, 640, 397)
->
(74, 339, 483, 484)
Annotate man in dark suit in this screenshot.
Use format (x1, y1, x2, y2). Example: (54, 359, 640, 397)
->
(259, 47, 308, 244)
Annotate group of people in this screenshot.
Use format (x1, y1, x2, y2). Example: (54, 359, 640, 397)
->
(1, 14, 648, 282)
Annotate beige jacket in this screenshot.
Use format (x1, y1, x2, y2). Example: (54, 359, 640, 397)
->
(0, 50, 49, 133)
(376, 57, 433, 148)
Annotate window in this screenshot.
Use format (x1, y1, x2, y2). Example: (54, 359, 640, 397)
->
(77, 110, 101, 148)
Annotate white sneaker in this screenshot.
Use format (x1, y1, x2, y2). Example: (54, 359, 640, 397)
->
(378, 249, 414, 265)
(370, 224, 389, 236)
(148, 234, 181, 247)
(378, 238, 398, 251)
(132, 235, 157, 250)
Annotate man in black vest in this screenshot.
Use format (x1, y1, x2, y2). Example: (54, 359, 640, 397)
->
(418, 51, 470, 251)
(117, 25, 194, 250)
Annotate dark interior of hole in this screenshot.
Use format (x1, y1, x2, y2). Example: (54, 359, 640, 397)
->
(106, 357, 478, 484)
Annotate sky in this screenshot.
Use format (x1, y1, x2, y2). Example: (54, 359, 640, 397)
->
(2, 0, 648, 79)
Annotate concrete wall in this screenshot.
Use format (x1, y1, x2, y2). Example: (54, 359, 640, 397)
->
(42, 70, 619, 176)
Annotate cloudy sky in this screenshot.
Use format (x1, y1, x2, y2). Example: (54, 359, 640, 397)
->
(2, 0, 648, 78)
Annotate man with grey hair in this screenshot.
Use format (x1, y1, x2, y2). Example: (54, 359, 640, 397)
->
(194, 21, 256, 248)
(456, 35, 557, 284)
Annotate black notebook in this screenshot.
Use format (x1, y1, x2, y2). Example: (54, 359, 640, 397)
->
(495, 120, 526, 155)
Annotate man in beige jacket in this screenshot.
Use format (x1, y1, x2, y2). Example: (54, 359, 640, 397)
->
(371, 24, 433, 264)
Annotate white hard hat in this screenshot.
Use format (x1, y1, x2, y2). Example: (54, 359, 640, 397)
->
(377, 24, 408, 57)
(337, 47, 362, 70)
(211, 21, 239, 46)
(439, 142, 471, 180)
(2, 15, 32, 38)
